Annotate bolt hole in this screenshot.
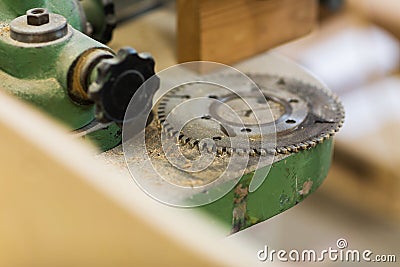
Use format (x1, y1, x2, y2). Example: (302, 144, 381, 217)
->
(213, 136, 222, 141)
(257, 97, 267, 104)
(208, 95, 218, 99)
(31, 8, 45, 14)
(286, 119, 296, 124)
(241, 128, 252, 133)
(289, 99, 299, 103)
(201, 115, 212, 120)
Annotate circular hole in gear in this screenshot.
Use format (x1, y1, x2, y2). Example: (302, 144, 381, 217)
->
(213, 95, 285, 126)
(241, 128, 252, 133)
(286, 119, 296, 124)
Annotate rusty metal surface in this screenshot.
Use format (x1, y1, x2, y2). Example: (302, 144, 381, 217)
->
(157, 73, 344, 156)
(99, 53, 343, 232)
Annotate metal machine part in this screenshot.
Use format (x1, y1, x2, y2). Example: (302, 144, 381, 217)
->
(156, 74, 344, 156)
(10, 8, 68, 43)
(0, 0, 158, 151)
(80, 0, 117, 43)
(140, 73, 344, 232)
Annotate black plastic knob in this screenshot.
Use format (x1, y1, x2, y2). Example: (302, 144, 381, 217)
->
(88, 47, 159, 124)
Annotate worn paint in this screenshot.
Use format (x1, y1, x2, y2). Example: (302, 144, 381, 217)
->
(199, 139, 334, 233)
(231, 178, 250, 233)
(299, 180, 313, 196)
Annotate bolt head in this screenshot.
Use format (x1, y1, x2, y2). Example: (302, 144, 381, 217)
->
(26, 8, 49, 26)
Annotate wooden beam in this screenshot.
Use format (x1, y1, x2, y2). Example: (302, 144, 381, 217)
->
(0, 91, 255, 266)
(177, 0, 318, 65)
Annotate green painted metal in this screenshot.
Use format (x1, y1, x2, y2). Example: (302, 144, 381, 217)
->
(198, 139, 334, 233)
(0, 2, 105, 128)
(85, 123, 122, 152)
(0, 0, 122, 149)
(80, 0, 107, 41)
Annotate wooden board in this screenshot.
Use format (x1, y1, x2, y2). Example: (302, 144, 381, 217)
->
(177, 0, 318, 65)
(0, 90, 256, 266)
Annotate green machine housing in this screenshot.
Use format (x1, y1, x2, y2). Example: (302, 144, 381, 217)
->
(0, 0, 158, 151)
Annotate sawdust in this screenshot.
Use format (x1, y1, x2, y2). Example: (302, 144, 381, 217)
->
(0, 22, 10, 37)
(124, 120, 248, 188)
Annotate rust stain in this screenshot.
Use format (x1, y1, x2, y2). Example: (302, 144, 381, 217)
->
(231, 182, 249, 234)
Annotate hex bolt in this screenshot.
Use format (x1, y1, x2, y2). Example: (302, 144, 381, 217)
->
(26, 8, 50, 26)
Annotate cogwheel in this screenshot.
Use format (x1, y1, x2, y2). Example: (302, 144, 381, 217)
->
(155, 73, 344, 156)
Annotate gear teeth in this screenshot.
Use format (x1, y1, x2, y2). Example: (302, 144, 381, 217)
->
(277, 147, 289, 154)
(154, 73, 345, 157)
(299, 143, 308, 150)
(181, 136, 190, 145)
(248, 73, 345, 155)
(207, 145, 216, 153)
(288, 145, 298, 153)
(161, 127, 174, 139)
(199, 142, 207, 151)
(199, 140, 216, 153)
(189, 139, 198, 148)
(236, 148, 245, 156)
(306, 140, 317, 148)
(259, 149, 267, 156)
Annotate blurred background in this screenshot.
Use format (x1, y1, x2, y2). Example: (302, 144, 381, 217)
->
(108, 0, 400, 265)
(241, 1, 400, 265)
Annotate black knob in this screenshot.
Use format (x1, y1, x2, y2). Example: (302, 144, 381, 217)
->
(88, 47, 159, 124)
